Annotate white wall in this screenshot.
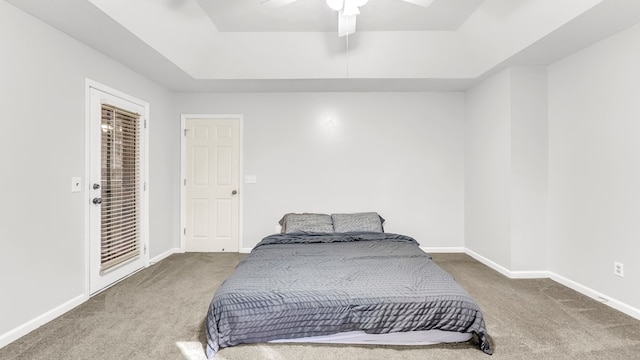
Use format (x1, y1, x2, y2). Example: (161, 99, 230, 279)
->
(510, 67, 548, 272)
(0, 1, 179, 342)
(464, 21, 640, 314)
(174, 92, 465, 249)
(464, 66, 548, 272)
(464, 69, 512, 268)
(548, 21, 640, 310)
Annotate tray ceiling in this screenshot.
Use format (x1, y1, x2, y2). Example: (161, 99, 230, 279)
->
(6, 0, 640, 91)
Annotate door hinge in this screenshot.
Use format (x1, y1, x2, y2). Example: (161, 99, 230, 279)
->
(184, 178, 186, 186)
(144, 182, 147, 191)
(144, 119, 147, 129)
(183, 228, 187, 235)
(184, 128, 188, 136)
(144, 244, 147, 254)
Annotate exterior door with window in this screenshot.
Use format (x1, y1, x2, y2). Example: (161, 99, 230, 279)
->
(88, 85, 147, 294)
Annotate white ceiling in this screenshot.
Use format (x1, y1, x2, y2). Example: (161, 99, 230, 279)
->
(198, 0, 483, 32)
(7, 0, 640, 92)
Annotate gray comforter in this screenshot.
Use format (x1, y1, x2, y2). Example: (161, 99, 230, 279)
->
(205, 232, 492, 357)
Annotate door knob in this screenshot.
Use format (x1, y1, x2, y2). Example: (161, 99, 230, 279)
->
(92, 197, 102, 205)
(93, 183, 101, 190)
(231, 190, 238, 195)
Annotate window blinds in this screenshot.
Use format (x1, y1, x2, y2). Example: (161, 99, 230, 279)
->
(100, 104, 141, 273)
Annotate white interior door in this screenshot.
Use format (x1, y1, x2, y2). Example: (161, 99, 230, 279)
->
(185, 117, 240, 252)
(88, 85, 148, 294)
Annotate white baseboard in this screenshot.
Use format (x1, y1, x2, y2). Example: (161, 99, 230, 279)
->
(149, 247, 181, 265)
(463, 248, 552, 279)
(464, 248, 640, 321)
(240, 247, 253, 254)
(0, 293, 86, 349)
(420, 246, 465, 254)
(509, 270, 553, 279)
(550, 273, 640, 321)
(0, 250, 185, 351)
(464, 248, 513, 278)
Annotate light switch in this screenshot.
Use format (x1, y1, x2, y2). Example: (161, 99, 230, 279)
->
(245, 175, 257, 184)
(71, 177, 82, 192)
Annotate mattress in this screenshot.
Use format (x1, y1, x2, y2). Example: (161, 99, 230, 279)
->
(269, 329, 473, 345)
(205, 232, 492, 357)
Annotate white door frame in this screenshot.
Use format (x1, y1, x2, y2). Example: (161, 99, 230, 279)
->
(85, 79, 150, 296)
(180, 114, 243, 252)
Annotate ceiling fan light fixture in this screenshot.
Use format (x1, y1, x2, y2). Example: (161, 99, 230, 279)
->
(341, 2, 361, 16)
(326, 0, 369, 12)
(338, 13, 356, 37)
(326, 0, 370, 36)
(326, 0, 344, 11)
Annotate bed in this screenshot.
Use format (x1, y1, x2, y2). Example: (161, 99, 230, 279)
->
(205, 213, 492, 357)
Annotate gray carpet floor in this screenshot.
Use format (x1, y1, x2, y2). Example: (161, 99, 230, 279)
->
(1, 252, 639, 360)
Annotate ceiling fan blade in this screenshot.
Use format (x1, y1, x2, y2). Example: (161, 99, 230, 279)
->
(400, 0, 434, 7)
(338, 13, 356, 37)
(260, 0, 299, 7)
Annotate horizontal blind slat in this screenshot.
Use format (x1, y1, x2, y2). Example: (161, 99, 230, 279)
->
(101, 222, 138, 236)
(102, 244, 139, 260)
(101, 226, 139, 240)
(101, 238, 140, 254)
(101, 251, 140, 271)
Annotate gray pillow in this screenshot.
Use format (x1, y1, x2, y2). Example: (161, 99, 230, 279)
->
(331, 212, 384, 233)
(281, 213, 334, 233)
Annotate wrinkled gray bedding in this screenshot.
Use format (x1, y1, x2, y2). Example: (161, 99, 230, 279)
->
(205, 232, 492, 357)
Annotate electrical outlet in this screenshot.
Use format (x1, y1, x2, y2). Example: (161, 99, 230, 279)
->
(614, 261, 624, 278)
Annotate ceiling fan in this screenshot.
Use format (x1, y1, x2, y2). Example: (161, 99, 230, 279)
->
(261, 0, 435, 37)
